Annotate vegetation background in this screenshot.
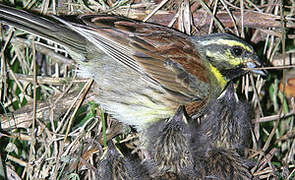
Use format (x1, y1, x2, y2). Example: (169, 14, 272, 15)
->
(0, 0, 294, 179)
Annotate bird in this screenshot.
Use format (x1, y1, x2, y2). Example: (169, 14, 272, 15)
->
(190, 83, 254, 179)
(141, 106, 198, 179)
(0, 4, 266, 130)
(195, 148, 253, 180)
(96, 140, 150, 180)
(191, 83, 252, 154)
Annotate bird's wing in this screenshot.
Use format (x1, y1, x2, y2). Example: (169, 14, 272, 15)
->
(56, 15, 210, 103)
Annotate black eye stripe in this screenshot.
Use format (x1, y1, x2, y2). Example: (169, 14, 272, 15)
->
(231, 46, 244, 56)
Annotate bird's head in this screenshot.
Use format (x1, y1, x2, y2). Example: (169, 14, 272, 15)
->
(193, 33, 266, 82)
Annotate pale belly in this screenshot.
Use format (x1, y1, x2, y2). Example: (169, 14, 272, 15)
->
(77, 54, 179, 129)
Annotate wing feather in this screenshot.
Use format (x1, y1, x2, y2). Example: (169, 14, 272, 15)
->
(57, 15, 210, 102)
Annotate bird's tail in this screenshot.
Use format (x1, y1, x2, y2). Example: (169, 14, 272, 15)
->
(0, 4, 86, 54)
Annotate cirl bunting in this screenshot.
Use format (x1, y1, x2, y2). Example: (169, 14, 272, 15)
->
(0, 4, 266, 130)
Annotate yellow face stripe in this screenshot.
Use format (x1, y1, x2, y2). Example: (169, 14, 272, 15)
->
(199, 39, 252, 53)
(206, 49, 242, 66)
(224, 51, 241, 66)
(208, 64, 227, 88)
(217, 39, 252, 52)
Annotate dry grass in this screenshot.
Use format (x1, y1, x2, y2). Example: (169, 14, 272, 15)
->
(0, 0, 294, 179)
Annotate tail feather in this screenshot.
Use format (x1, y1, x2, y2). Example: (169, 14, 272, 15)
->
(0, 4, 87, 55)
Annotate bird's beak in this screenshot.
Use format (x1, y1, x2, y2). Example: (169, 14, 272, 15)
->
(246, 55, 268, 76)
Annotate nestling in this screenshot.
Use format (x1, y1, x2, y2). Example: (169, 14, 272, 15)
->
(141, 106, 197, 179)
(97, 141, 149, 179)
(191, 84, 254, 179)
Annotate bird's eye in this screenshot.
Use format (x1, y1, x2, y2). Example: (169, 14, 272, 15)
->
(231, 46, 244, 57)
